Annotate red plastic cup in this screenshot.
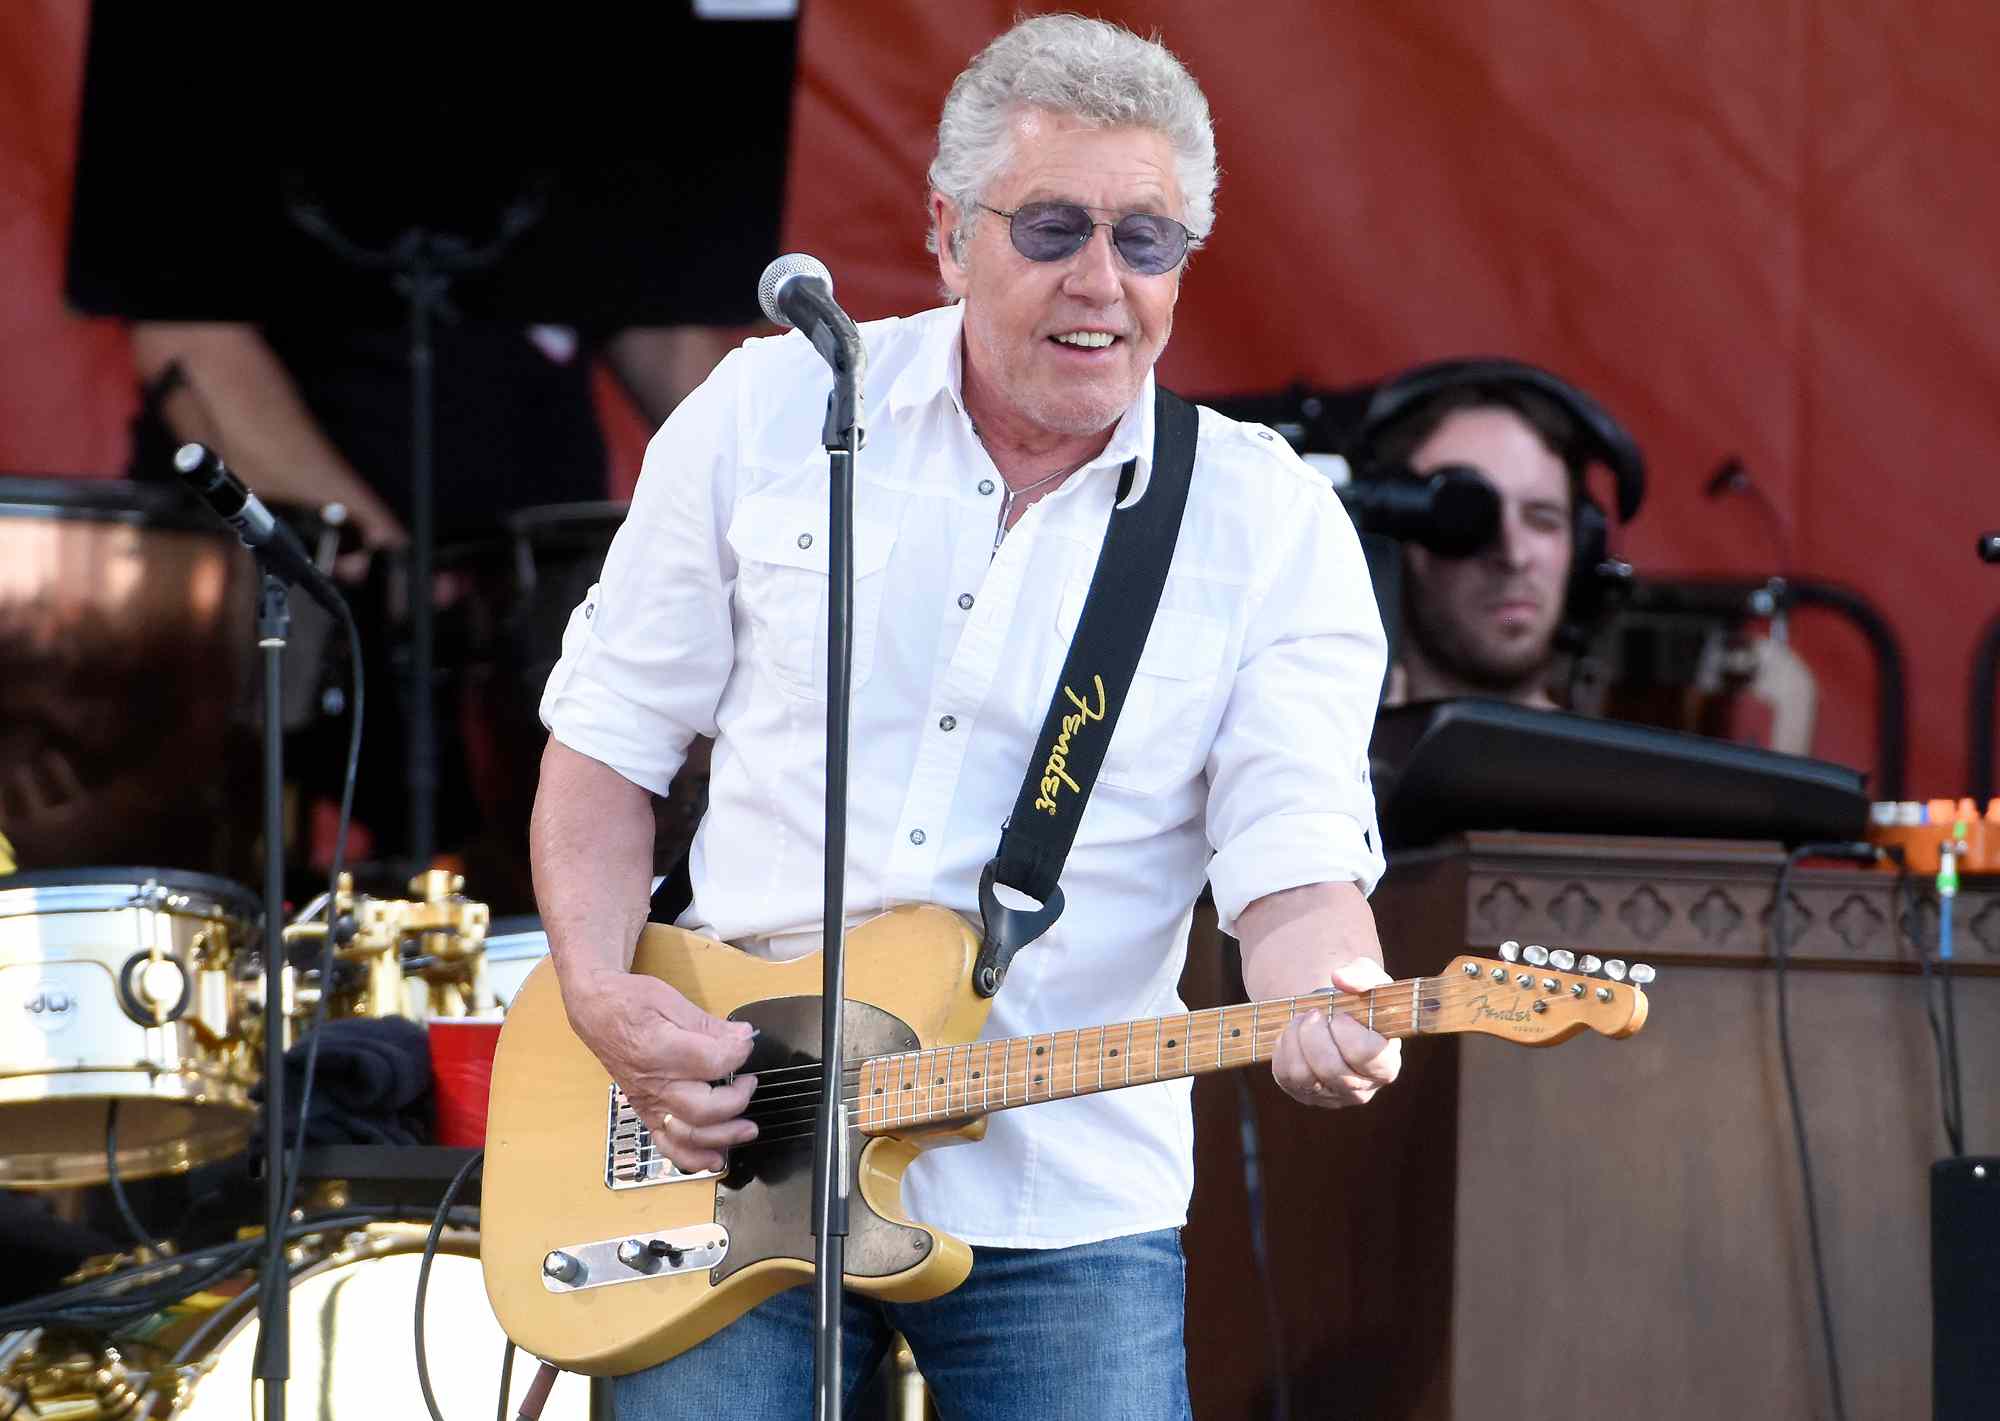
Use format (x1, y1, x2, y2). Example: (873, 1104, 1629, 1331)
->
(428, 1018, 504, 1147)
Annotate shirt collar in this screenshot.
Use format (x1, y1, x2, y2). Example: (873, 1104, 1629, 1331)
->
(883, 303, 1158, 508)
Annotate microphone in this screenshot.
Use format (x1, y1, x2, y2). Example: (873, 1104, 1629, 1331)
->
(758, 252, 852, 338)
(1336, 464, 1501, 557)
(173, 443, 347, 619)
(757, 253, 866, 444)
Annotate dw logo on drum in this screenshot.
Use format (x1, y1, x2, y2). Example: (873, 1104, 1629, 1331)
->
(18, 985, 78, 1027)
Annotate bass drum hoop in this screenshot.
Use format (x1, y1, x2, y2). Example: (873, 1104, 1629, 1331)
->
(167, 1223, 589, 1419)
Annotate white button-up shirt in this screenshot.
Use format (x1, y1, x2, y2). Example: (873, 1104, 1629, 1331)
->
(541, 302, 1385, 1248)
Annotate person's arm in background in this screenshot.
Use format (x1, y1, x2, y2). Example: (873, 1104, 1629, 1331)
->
(601, 325, 752, 430)
(129, 322, 407, 550)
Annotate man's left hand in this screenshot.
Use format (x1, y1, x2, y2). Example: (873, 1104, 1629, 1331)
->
(1271, 957, 1403, 1109)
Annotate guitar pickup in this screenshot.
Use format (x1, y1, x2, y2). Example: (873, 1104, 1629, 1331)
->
(605, 1083, 725, 1190)
(540, 1223, 731, 1294)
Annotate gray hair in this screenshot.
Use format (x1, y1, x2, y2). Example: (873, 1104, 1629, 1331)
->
(926, 14, 1218, 261)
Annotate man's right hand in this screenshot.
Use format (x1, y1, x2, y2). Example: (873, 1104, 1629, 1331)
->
(560, 967, 759, 1174)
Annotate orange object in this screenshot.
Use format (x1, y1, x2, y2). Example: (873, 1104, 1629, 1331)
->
(1867, 811, 1998, 875)
(429, 1018, 504, 1147)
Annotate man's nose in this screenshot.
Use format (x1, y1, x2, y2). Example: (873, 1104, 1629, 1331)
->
(1061, 224, 1122, 303)
(1487, 515, 1534, 570)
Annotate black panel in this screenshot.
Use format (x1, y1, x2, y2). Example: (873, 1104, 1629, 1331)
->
(66, 9, 796, 328)
(1369, 697, 1869, 850)
(1934, 1156, 2000, 1421)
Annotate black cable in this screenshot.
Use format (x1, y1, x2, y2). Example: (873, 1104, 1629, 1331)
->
(1232, 1072, 1292, 1421)
(275, 600, 366, 1227)
(0, 1209, 404, 1333)
(494, 1339, 517, 1421)
(1903, 858, 1967, 1157)
(1773, 842, 1877, 1421)
(1937, 893, 1967, 1156)
(103, 1100, 152, 1251)
(416, 1149, 485, 1421)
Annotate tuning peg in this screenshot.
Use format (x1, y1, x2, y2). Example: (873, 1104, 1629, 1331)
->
(1523, 944, 1549, 967)
(1548, 949, 1576, 971)
(1628, 964, 1656, 986)
(1603, 959, 1629, 982)
(1498, 940, 1521, 963)
(1579, 954, 1603, 976)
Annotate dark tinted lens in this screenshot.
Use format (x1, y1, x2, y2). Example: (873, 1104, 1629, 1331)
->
(1111, 213, 1187, 274)
(1008, 202, 1094, 261)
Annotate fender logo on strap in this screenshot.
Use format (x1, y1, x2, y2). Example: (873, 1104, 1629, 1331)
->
(1033, 675, 1108, 815)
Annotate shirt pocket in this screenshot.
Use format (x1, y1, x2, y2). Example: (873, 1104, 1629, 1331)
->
(726, 493, 899, 700)
(1056, 583, 1228, 795)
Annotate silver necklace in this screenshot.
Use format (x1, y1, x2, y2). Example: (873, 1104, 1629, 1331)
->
(993, 460, 1085, 550)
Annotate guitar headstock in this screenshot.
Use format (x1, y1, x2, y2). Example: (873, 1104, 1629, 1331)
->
(1435, 941, 1651, 1045)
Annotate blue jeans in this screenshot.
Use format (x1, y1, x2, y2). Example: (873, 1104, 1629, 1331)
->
(613, 1229, 1190, 1420)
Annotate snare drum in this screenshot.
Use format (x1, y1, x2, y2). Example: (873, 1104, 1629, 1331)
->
(0, 868, 261, 1189)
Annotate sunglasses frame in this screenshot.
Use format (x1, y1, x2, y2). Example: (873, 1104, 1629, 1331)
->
(975, 201, 1191, 276)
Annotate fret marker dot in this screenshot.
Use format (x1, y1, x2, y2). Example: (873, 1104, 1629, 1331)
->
(1034, 1075, 1043, 1084)
(1166, 1039, 1177, 1049)
(1109, 1048, 1120, 1057)
(1035, 1046, 1046, 1056)
(935, 1077, 944, 1085)
(972, 1071, 982, 1079)
(1230, 1028, 1241, 1038)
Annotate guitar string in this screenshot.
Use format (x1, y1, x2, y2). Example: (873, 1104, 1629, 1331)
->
(730, 975, 1600, 1118)
(729, 971, 1576, 1094)
(715, 977, 1615, 1139)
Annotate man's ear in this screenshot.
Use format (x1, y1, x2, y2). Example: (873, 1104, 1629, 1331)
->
(931, 190, 969, 299)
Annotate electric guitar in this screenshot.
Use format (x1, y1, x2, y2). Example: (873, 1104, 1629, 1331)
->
(480, 905, 1649, 1375)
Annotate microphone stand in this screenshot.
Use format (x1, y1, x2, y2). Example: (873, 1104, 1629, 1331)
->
(811, 331, 866, 1421)
(285, 184, 544, 872)
(248, 569, 292, 1421)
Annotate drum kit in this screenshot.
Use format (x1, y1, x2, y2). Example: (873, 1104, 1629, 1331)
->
(0, 477, 608, 1419)
(0, 856, 606, 1419)
(0, 481, 932, 1418)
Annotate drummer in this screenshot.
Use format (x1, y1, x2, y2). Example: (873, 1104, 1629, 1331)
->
(122, 320, 742, 908)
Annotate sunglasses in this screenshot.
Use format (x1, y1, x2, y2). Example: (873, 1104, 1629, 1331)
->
(977, 201, 1191, 276)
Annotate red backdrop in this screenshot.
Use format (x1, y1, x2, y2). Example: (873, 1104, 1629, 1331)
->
(5, 0, 1995, 798)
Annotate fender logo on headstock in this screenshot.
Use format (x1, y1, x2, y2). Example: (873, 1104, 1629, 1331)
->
(1469, 993, 1533, 1026)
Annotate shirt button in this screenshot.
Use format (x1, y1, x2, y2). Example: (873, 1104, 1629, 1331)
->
(978, 479, 995, 496)
(939, 715, 957, 732)
(797, 533, 813, 549)
(957, 593, 975, 610)
(909, 829, 927, 846)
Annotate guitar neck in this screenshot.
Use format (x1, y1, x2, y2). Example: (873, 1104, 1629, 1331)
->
(853, 981, 1436, 1135)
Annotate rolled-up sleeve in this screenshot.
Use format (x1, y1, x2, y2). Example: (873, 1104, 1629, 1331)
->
(1205, 478, 1387, 935)
(539, 347, 747, 795)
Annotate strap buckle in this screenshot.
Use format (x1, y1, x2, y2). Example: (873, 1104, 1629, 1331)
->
(972, 860, 1065, 997)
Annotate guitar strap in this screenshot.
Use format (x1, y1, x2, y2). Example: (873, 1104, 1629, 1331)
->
(972, 384, 1199, 996)
(650, 383, 1201, 984)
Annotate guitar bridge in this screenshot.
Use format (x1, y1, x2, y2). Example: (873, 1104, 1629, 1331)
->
(605, 1084, 724, 1190)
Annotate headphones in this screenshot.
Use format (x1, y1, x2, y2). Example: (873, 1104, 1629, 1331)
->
(1346, 356, 1646, 634)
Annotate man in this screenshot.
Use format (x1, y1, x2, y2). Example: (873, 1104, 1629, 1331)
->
(1363, 381, 1586, 710)
(1348, 357, 1654, 712)
(534, 15, 1396, 1417)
